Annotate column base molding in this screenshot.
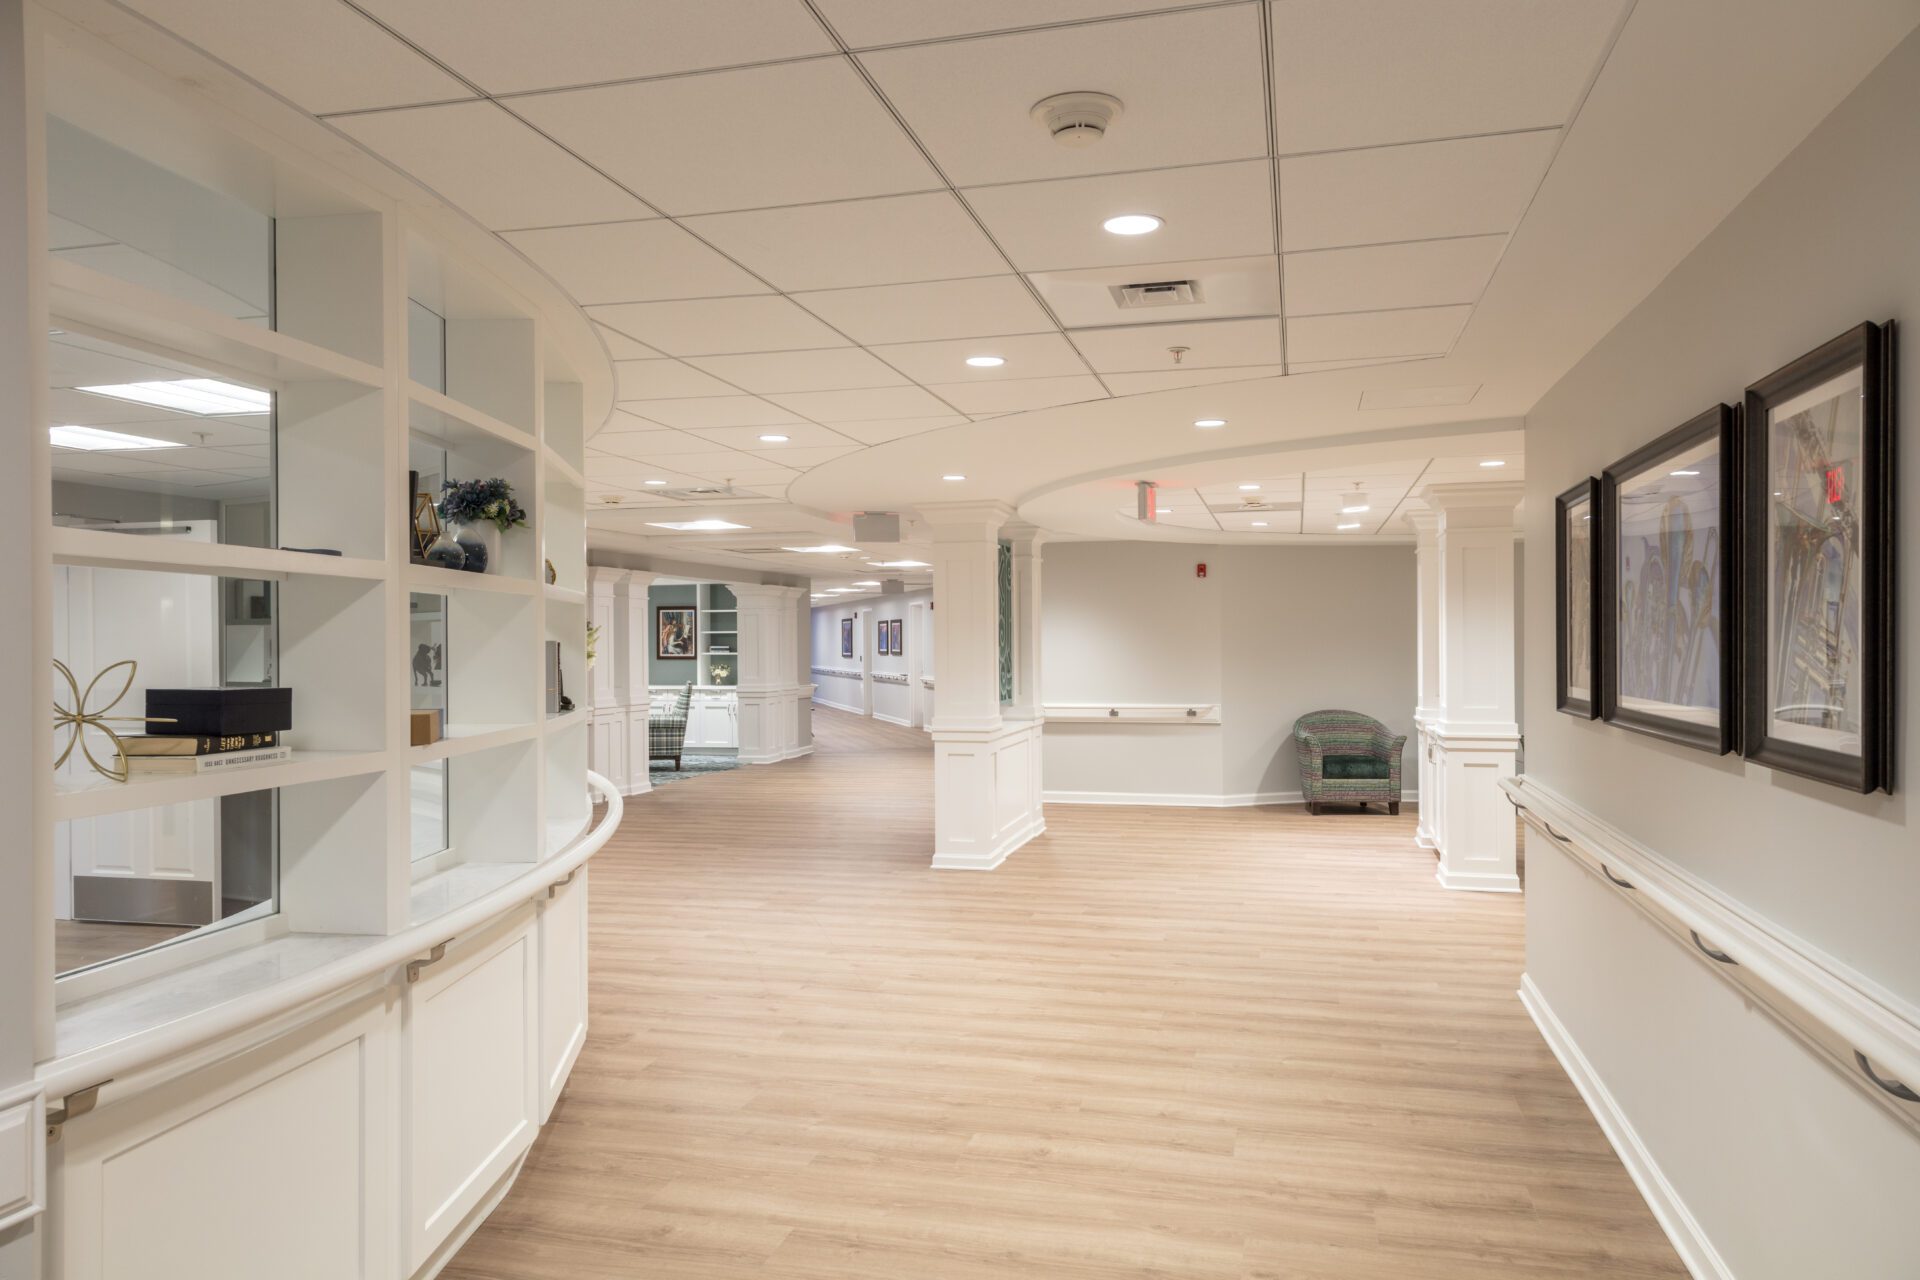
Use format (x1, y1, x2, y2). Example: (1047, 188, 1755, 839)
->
(931, 718, 1045, 871)
(1435, 863, 1521, 893)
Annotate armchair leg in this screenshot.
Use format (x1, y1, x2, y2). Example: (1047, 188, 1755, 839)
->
(1389, 801, 1401, 816)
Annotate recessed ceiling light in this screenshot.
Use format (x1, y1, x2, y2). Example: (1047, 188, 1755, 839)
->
(1669, 469, 1700, 477)
(1337, 521, 1362, 531)
(870, 559, 929, 569)
(642, 478, 668, 486)
(1103, 213, 1162, 236)
(646, 519, 749, 531)
(852, 581, 881, 588)
(1194, 418, 1226, 429)
(783, 544, 860, 554)
(49, 424, 184, 451)
(79, 378, 271, 416)
(1479, 459, 1506, 468)
(964, 355, 1004, 368)
(1251, 520, 1268, 527)
(758, 433, 790, 443)
(942, 474, 966, 482)
(1238, 483, 1260, 491)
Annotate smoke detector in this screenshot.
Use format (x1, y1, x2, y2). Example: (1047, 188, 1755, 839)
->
(1031, 92, 1123, 148)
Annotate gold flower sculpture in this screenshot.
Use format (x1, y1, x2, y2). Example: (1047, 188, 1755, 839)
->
(53, 660, 174, 783)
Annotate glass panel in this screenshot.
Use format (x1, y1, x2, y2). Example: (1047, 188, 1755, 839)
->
(410, 591, 449, 861)
(407, 299, 446, 391)
(47, 116, 273, 325)
(53, 567, 281, 976)
(49, 331, 274, 544)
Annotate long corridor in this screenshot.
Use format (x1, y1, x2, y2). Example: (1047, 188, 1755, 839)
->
(446, 706, 1681, 1279)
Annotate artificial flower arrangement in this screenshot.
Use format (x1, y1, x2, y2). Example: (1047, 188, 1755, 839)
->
(439, 477, 527, 532)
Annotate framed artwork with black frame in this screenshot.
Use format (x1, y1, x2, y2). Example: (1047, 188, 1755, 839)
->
(840, 617, 854, 660)
(1740, 321, 1895, 793)
(1555, 477, 1601, 718)
(888, 618, 903, 656)
(656, 605, 696, 660)
(1600, 404, 1737, 754)
(876, 618, 888, 655)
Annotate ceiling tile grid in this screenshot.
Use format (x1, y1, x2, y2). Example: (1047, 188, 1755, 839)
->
(187, 0, 1628, 512)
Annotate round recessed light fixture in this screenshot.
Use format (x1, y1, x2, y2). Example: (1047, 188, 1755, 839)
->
(1103, 213, 1163, 236)
(964, 355, 1005, 368)
(1479, 459, 1506, 468)
(758, 433, 790, 443)
(1193, 418, 1227, 429)
(942, 474, 966, 482)
(1251, 520, 1269, 528)
(643, 478, 667, 486)
(1238, 483, 1261, 491)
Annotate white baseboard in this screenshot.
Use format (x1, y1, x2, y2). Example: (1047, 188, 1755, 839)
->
(1043, 789, 1417, 809)
(1518, 974, 1729, 1280)
(931, 813, 1045, 871)
(739, 743, 814, 765)
(872, 711, 911, 728)
(811, 696, 864, 716)
(1435, 864, 1521, 893)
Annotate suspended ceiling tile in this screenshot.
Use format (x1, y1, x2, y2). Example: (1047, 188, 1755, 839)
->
(119, 0, 472, 115)
(585, 297, 853, 356)
(966, 161, 1274, 272)
(1288, 354, 1439, 374)
(1358, 384, 1483, 410)
(590, 429, 719, 458)
(739, 444, 863, 469)
(621, 396, 806, 430)
(1030, 254, 1282, 329)
(1272, 0, 1626, 154)
(512, 59, 938, 216)
(791, 276, 1052, 345)
(594, 325, 664, 360)
(815, 0, 1222, 46)
(764, 385, 957, 422)
(613, 360, 742, 401)
(1284, 235, 1506, 316)
(1280, 131, 1559, 251)
(503, 221, 768, 305)
(683, 192, 1007, 292)
(1216, 508, 1301, 533)
(1102, 365, 1285, 395)
(684, 349, 911, 394)
(824, 417, 966, 444)
(353, 0, 836, 95)
(1285, 305, 1471, 364)
(684, 423, 858, 450)
(860, 7, 1267, 187)
(920, 375, 1108, 414)
(868, 333, 1089, 384)
(1070, 317, 1283, 373)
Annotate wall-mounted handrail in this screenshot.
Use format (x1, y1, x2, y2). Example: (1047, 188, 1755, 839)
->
(39, 772, 624, 1102)
(1500, 775, 1920, 1122)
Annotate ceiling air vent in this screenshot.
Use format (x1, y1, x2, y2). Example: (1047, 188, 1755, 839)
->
(1110, 279, 1202, 310)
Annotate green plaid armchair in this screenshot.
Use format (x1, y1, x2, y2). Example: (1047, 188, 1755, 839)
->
(1294, 710, 1406, 815)
(649, 682, 694, 771)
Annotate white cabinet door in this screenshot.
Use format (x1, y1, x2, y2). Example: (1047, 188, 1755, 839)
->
(52, 996, 396, 1280)
(405, 908, 538, 1274)
(537, 868, 589, 1121)
(688, 695, 738, 749)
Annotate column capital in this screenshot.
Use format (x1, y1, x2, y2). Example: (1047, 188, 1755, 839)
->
(728, 582, 800, 607)
(1419, 481, 1525, 528)
(1001, 520, 1049, 553)
(916, 500, 1015, 539)
(1402, 506, 1440, 541)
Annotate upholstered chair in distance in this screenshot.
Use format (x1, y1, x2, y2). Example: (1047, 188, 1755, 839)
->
(1293, 710, 1407, 815)
(650, 681, 694, 772)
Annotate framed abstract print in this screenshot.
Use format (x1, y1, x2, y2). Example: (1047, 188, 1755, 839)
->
(1555, 478, 1600, 718)
(889, 618, 903, 656)
(1600, 405, 1737, 753)
(877, 618, 888, 655)
(655, 606, 696, 660)
(840, 617, 853, 660)
(1740, 321, 1895, 793)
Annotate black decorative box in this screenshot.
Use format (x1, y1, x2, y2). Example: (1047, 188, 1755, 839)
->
(145, 687, 293, 736)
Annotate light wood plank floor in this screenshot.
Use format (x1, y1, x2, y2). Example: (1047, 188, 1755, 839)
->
(447, 707, 1682, 1279)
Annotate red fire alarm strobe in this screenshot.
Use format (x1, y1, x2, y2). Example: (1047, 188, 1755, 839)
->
(1196, 563, 1207, 578)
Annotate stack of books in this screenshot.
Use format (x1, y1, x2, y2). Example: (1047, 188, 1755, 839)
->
(120, 731, 289, 776)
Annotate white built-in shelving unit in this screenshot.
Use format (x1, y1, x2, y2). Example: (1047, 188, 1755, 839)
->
(10, 10, 620, 1275)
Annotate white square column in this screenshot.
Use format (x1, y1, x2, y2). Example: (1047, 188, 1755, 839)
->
(923, 502, 1045, 871)
(1423, 483, 1524, 892)
(732, 584, 811, 765)
(594, 567, 657, 796)
(1405, 509, 1442, 851)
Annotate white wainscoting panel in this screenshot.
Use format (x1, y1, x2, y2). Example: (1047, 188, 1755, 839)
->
(0, 1082, 44, 1232)
(537, 869, 589, 1121)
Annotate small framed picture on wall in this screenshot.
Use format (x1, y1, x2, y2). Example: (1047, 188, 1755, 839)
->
(888, 618, 903, 656)
(1740, 321, 1896, 792)
(1600, 404, 1737, 754)
(876, 618, 888, 655)
(840, 617, 854, 660)
(655, 605, 696, 660)
(1555, 477, 1600, 719)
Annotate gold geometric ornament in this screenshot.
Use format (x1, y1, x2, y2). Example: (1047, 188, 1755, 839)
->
(52, 660, 175, 783)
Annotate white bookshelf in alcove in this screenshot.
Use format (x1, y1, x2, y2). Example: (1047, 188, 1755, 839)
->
(17, 13, 618, 1276)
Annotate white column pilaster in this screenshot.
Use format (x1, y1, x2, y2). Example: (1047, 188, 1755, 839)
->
(1424, 483, 1524, 892)
(1405, 509, 1441, 851)
(922, 502, 1044, 870)
(732, 583, 809, 764)
(610, 568, 657, 795)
